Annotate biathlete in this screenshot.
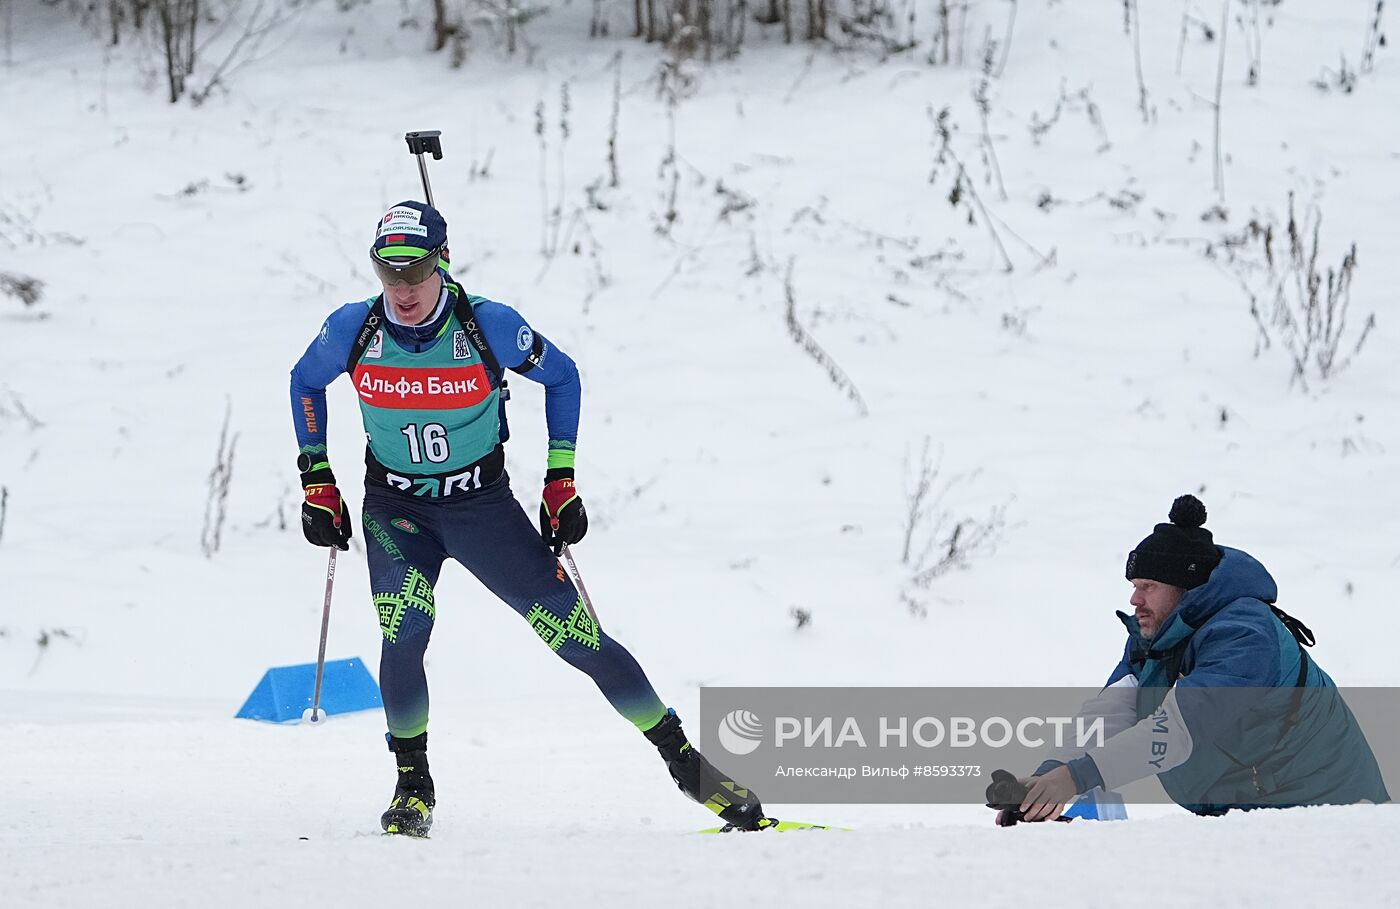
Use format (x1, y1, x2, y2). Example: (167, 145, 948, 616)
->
(289, 200, 766, 836)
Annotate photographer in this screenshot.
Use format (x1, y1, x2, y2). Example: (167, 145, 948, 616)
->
(995, 495, 1387, 823)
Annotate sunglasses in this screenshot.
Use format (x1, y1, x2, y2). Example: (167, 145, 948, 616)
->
(371, 244, 445, 286)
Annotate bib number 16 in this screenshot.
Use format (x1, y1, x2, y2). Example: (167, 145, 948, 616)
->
(401, 422, 449, 464)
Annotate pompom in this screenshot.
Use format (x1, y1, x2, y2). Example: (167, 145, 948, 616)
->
(1168, 494, 1208, 528)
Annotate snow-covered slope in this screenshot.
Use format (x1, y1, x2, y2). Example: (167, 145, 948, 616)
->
(1, 1, 1396, 904)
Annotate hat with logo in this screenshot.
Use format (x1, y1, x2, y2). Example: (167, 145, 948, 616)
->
(370, 200, 448, 285)
(1124, 494, 1222, 590)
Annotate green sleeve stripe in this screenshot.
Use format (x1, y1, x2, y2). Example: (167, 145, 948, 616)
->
(547, 448, 576, 470)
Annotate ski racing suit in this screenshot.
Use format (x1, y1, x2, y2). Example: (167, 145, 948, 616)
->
(289, 271, 668, 740)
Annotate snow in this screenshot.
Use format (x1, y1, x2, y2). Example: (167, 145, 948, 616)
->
(5, 690, 1397, 907)
(1, 0, 1398, 904)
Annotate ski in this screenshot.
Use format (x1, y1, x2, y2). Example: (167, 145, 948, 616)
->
(696, 819, 850, 834)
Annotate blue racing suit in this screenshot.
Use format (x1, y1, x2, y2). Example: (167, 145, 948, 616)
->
(289, 272, 667, 739)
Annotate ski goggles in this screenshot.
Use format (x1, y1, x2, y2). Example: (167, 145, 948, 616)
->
(371, 244, 445, 286)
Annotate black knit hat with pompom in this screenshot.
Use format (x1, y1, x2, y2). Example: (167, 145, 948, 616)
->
(1124, 495, 1222, 590)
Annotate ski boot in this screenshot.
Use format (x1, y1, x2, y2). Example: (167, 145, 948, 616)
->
(644, 709, 772, 831)
(380, 732, 435, 837)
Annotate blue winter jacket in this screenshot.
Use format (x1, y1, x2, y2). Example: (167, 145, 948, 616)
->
(1044, 547, 1388, 814)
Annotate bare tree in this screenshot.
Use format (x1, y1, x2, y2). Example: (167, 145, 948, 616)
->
(645, 0, 659, 41)
(933, 0, 950, 63)
(974, 37, 1006, 201)
(153, 0, 198, 103)
(201, 400, 238, 557)
(1239, 0, 1263, 85)
(1213, 195, 1375, 390)
(901, 438, 1009, 597)
(928, 105, 1013, 272)
(994, 0, 1016, 76)
(534, 83, 574, 262)
(589, 0, 608, 37)
(606, 52, 622, 188)
(1360, 0, 1386, 75)
(188, 0, 298, 105)
(805, 0, 828, 40)
(652, 40, 696, 237)
(431, 0, 448, 49)
(1127, 0, 1152, 122)
(1267, 197, 1370, 388)
(783, 259, 868, 416)
(721, 0, 746, 57)
(62, 0, 299, 104)
(1213, 0, 1230, 200)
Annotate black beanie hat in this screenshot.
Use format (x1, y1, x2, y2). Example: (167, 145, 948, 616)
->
(1124, 495, 1222, 590)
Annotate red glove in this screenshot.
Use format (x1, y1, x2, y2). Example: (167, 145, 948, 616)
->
(539, 474, 588, 555)
(299, 459, 351, 550)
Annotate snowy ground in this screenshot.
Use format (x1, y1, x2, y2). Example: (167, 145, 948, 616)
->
(6, 690, 1399, 908)
(2, 0, 1398, 905)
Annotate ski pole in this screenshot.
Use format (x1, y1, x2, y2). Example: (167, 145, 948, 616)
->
(404, 130, 444, 207)
(305, 546, 337, 725)
(561, 544, 599, 624)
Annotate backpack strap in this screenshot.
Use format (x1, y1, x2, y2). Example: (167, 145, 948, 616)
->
(450, 289, 503, 388)
(345, 296, 386, 375)
(1269, 604, 1315, 648)
(342, 289, 507, 392)
(1271, 604, 1313, 737)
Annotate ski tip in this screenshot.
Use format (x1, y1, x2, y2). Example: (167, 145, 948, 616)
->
(382, 823, 432, 839)
(695, 819, 852, 834)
